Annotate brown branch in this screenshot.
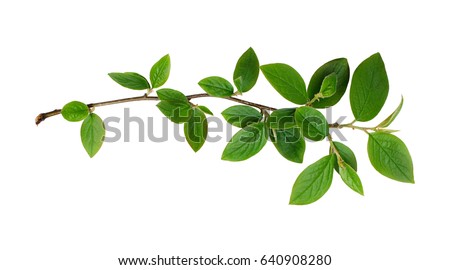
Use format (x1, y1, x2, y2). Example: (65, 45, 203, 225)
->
(35, 93, 278, 126)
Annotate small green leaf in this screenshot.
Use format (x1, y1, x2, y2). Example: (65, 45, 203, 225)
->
(108, 72, 150, 90)
(377, 96, 404, 128)
(319, 73, 337, 98)
(260, 63, 308, 104)
(221, 105, 262, 128)
(184, 108, 208, 152)
(222, 122, 268, 161)
(197, 105, 213, 115)
(150, 54, 171, 88)
(350, 53, 389, 122)
(290, 155, 336, 205)
(307, 58, 350, 108)
(156, 88, 189, 104)
(295, 106, 329, 141)
(330, 141, 358, 172)
(269, 127, 305, 163)
(267, 108, 296, 130)
(156, 102, 192, 124)
(80, 113, 105, 158)
(339, 163, 364, 195)
(233, 47, 260, 93)
(61, 101, 89, 122)
(198, 76, 234, 97)
(368, 132, 414, 183)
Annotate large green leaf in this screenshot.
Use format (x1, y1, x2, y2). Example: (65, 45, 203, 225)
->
(184, 108, 207, 152)
(367, 132, 414, 183)
(267, 108, 296, 130)
(330, 141, 358, 172)
(61, 101, 89, 122)
(270, 127, 305, 163)
(156, 102, 192, 124)
(80, 113, 105, 158)
(377, 96, 403, 128)
(290, 155, 336, 205)
(156, 88, 189, 104)
(307, 58, 350, 108)
(221, 105, 262, 128)
(108, 72, 150, 90)
(260, 63, 308, 104)
(198, 76, 234, 97)
(339, 163, 364, 195)
(295, 106, 329, 141)
(150, 54, 171, 88)
(350, 53, 389, 122)
(233, 47, 259, 93)
(222, 122, 268, 161)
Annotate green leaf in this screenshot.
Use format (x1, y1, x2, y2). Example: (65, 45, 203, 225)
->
(295, 106, 329, 141)
(156, 88, 189, 104)
(184, 108, 207, 152)
(330, 141, 358, 172)
(307, 58, 350, 108)
(198, 105, 213, 115)
(156, 102, 192, 124)
(269, 127, 305, 163)
(233, 47, 260, 93)
(339, 163, 364, 195)
(350, 53, 389, 122)
(221, 105, 262, 128)
(150, 54, 171, 89)
(80, 113, 105, 158)
(367, 132, 414, 183)
(377, 96, 403, 128)
(108, 72, 150, 90)
(260, 63, 308, 104)
(290, 155, 336, 205)
(222, 122, 268, 161)
(198, 76, 234, 97)
(319, 73, 337, 98)
(267, 108, 296, 130)
(61, 101, 89, 122)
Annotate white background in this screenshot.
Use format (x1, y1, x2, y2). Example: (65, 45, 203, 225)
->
(1, 0, 449, 269)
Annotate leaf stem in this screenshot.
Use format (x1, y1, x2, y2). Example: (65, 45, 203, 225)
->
(328, 134, 345, 168)
(35, 93, 278, 125)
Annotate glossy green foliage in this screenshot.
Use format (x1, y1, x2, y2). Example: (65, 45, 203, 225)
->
(350, 53, 389, 122)
(184, 108, 207, 152)
(222, 122, 268, 161)
(330, 142, 357, 172)
(378, 96, 403, 128)
(221, 105, 262, 128)
(368, 132, 414, 183)
(270, 127, 305, 163)
(108, 72, 150, 90)
(80, 113, 105, 158)
(233, 47, 259, 93)
(307, 58, 350, 108)
(156, 89, 192, 123)
(290, 155, 336, 205)
(339, 163, 364, 195)
(295, 106, 329, 141)
(61, 101, 89, 122)
(198, 76, 234, 97)
(150, 54, 171, 89)
(267, 108, 296, 130)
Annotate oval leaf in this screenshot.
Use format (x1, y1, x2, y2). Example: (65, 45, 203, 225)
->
(198, 105, 213, 115)
(184, 108, 207, 152)
(61, 101, 89, 122)
(307, 58, 350, 108)
(222, 122, 268, 161)
(377, 96, 403, 128)
(350, 53, 389, 122)
(270, 127, 305, 163)
(295, 106, 329, 141)
(221, 105, 262, 128)
(267, 108, 296, 130)
(80, 113, 105, 158)
(330, 141, 358, 172)
(108, 72, 150, 90)
(260, 63, 308, 104)
(290, 155, 336, 205)
(367, 132, 414, 183)
(233, 47, 260, 93)
(150, 54, 171, 89)
(156, 102, 192, 124)
(198, 76, 234, 97)
(339, 163, 364, 195)
(156, 88, 189, 104)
